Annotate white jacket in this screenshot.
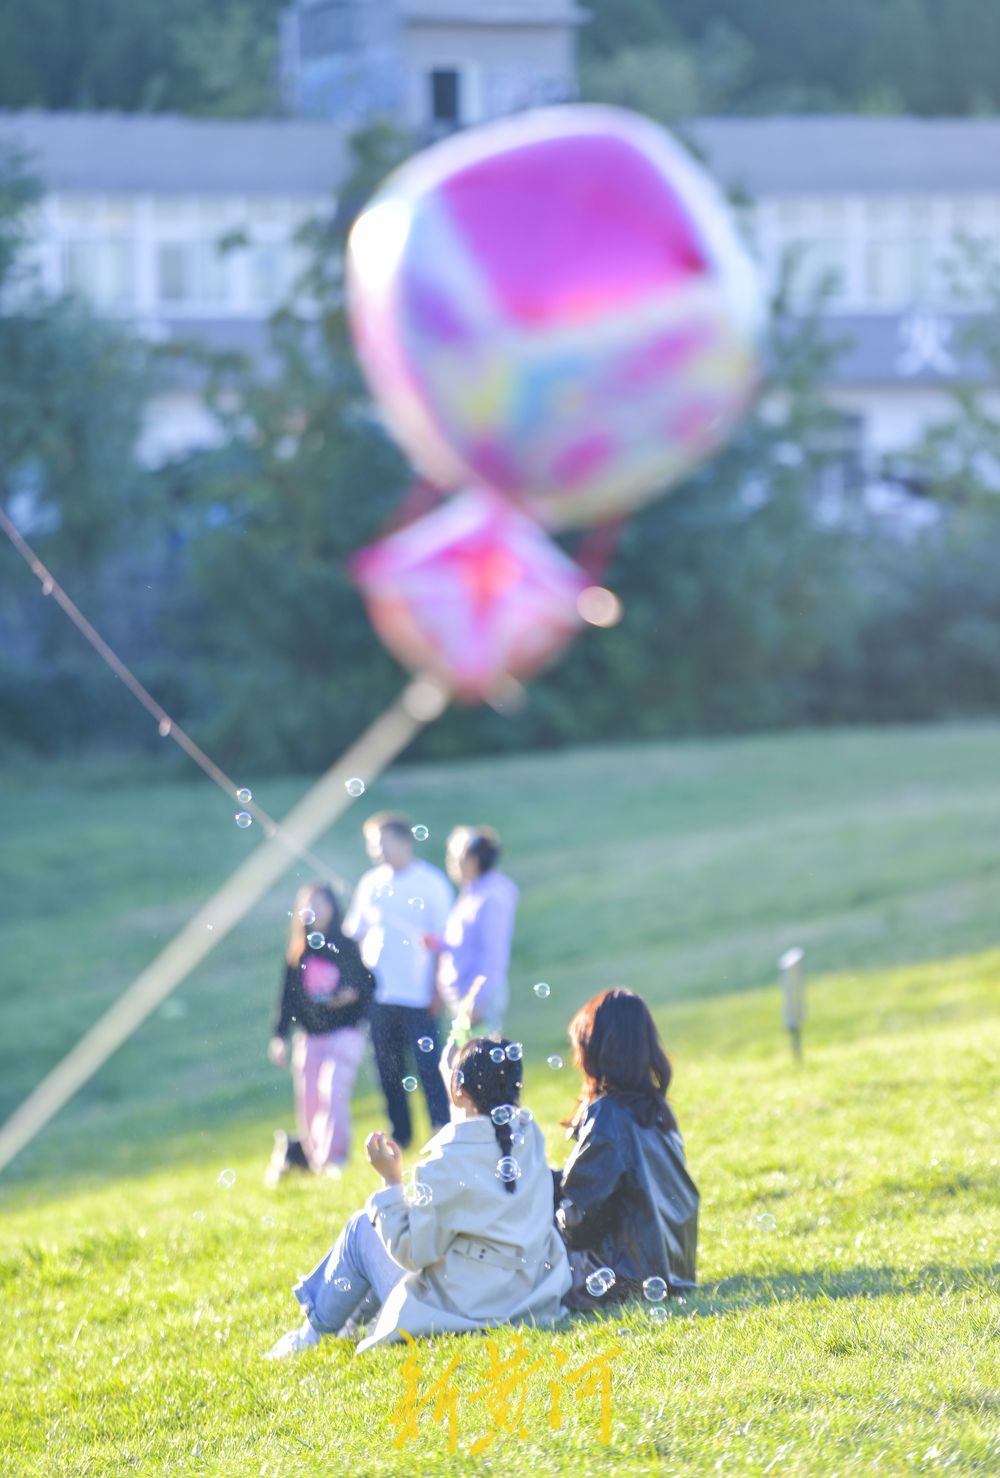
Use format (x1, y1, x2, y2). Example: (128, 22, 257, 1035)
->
(357, 1114, 571, 1351)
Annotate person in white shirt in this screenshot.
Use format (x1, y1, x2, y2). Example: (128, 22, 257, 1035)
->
(343, 813, 454, 1147)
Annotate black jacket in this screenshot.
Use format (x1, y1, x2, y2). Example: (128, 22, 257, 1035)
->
(554, 1094, 699, 1298)
(273, 933, 375, 1038)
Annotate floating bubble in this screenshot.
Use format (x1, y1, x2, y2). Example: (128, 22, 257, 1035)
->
(306, 931, 326, 949)
(333, 1277, 352, 1292)
(533, 982, 551, 999)
(411, 825, 429, 841)
(643, 1277, 668, 1303)
(585, 1267, 616, 1298)
(236, 787, 253, 804)
(417, 1036, 435, 1053)
(407, 1181, 433, 1208)
(408, 897, 425, 911)
(217, 1169, 236, 1189)
(402, 1076, 418, 1092)
(495, 1156, 521, 1183)
(505, 1042, 523, 1062)
(489, 1046, 506, 1064)
(454, 1069, 464, 1086)
(261, 1216, 275, 1230)
(234, 812, 252, 829)
(510, 1131, 525, 1147)
(158, 719, 172, 738)
(345, 777, 366, 797)
(299, 908, 316, 926)
(649, 1305, 669, 1324)
(192, 1210, 205, 1222)
(491, 1105, 513, 1126)
(756, 1212, 777, 1233)
(518, 1106, 534, 1125)
(547, 1055, 563, 1070)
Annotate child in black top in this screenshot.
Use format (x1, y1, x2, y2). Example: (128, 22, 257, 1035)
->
(266, 883, 375, 1182)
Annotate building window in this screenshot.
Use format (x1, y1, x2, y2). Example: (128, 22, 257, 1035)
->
(156, 242, 229, 306)
(430, 68, 461, 127)
(62, 239, 135, 307)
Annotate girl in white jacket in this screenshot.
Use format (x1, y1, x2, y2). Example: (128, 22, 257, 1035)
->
(265, 1036, 571, 1356)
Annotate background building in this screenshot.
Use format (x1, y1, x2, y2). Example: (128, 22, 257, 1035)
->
(279, 0, 584, 134)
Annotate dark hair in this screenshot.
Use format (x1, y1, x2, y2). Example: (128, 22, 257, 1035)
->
(563, 988, 677, 1134)
(453, 1036, 523, 1194)
(465, 826, 501, 875)
(363, 811, 413, 842)
(286, 882, 344, 966)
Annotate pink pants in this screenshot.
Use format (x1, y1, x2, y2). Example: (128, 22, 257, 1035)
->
(291, 1026, 367, 1171)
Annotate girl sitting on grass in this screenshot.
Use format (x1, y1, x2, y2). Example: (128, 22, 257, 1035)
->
(265, 1036, 571, 1357)
(553, 988, 699, 1311)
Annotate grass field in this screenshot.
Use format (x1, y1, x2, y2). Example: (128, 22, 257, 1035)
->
(1, 724, 998, 1475)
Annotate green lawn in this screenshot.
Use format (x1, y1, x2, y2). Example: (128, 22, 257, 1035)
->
(1, 725, 998, 1475)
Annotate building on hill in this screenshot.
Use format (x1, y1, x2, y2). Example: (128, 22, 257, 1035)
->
(1, 109, 998, 496)
(279, 0, 585, 134)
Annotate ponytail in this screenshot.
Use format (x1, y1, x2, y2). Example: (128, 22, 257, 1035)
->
(453, 1037, 524, 1195)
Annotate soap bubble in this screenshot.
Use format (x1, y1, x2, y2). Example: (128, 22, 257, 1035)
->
(643, 1277, 668, 1303)
(454, 1069, 464, 1086)
(417, 1036, 435, 1053)
(345, 777, 366, 797)
(261, 1216, 275, 1230)
(495, 1156, 521, 1183)
(236, 787, 252, 804)
(411, 824, 429, 841)
(333, 1277, 352, 1292)
(408, 897, 425, 911)
(402, 1076, 418, 1092)
(533, 981, 551, 999)
(192, 1210, 205, 1222)
(547, 1055, 563, 1070)
(505, 1042, 523, 1062)
(299, 908, 316, 926)
(585, 1267, 616, 1298)
(488, 1046, 505, 1065)
(491, 1105, 513, 1126)
(234, 812, 252, 829)
(407, 1181, 433, 1208)
(511, 1131, 525, 1147)
(649, 1306, 669, 1324)
(518, 1106, 534, 1125)
(217, 1168, 236, 1189)
(756, 1212, 777, 1233)
(158, 718, 172, 738)
(306, 931, 326, 949)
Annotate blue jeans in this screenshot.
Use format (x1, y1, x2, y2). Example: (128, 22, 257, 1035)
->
(294, 1209, 404, 1335)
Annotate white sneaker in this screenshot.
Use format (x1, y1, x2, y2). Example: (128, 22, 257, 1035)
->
(263, 1321, 323, 1360)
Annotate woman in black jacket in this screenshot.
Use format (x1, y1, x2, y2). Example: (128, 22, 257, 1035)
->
(266, 883, 375, 1183)
(553, 988, 698, 1311)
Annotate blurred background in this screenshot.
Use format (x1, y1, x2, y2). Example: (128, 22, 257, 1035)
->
(3, 0, 1000, 772)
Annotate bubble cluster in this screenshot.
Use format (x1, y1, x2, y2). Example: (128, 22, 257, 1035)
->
(505, 1042, 523, 1062)
(489, 1046, 506, 1064)
(306, 931, 326, 949)
(217, 1168, 236, 1189)
(236, 787, 253, 804)
(495, 1156, 521, 1183)
(417, 1036, 435, 1053)
(234, 812, 252, 829)
(402, 1076, 418, 1092)
(299, 907, 316, 926)
(533, 981, 551, 999)
(585, 1266, 616, 1298)
(643, 1277, 668, 1303)
(547, 1054, 563, 1071)
(345, 777, 366, 797)
(411, 824, 429, 841)
(491, 1105, 513, 1127)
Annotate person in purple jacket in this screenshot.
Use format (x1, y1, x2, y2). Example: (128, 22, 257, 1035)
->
(428, 826, 519, 1042)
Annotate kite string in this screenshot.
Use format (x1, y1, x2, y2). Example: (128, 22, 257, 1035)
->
(0, 504, 347, 889)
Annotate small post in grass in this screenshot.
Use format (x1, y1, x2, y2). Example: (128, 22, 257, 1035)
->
(779, 947, 805, 1059)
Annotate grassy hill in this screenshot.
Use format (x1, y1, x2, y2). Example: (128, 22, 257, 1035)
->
(1, 724, 998, 1474)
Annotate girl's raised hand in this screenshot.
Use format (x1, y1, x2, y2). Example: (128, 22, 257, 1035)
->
(365, 1130, 404, 1185)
